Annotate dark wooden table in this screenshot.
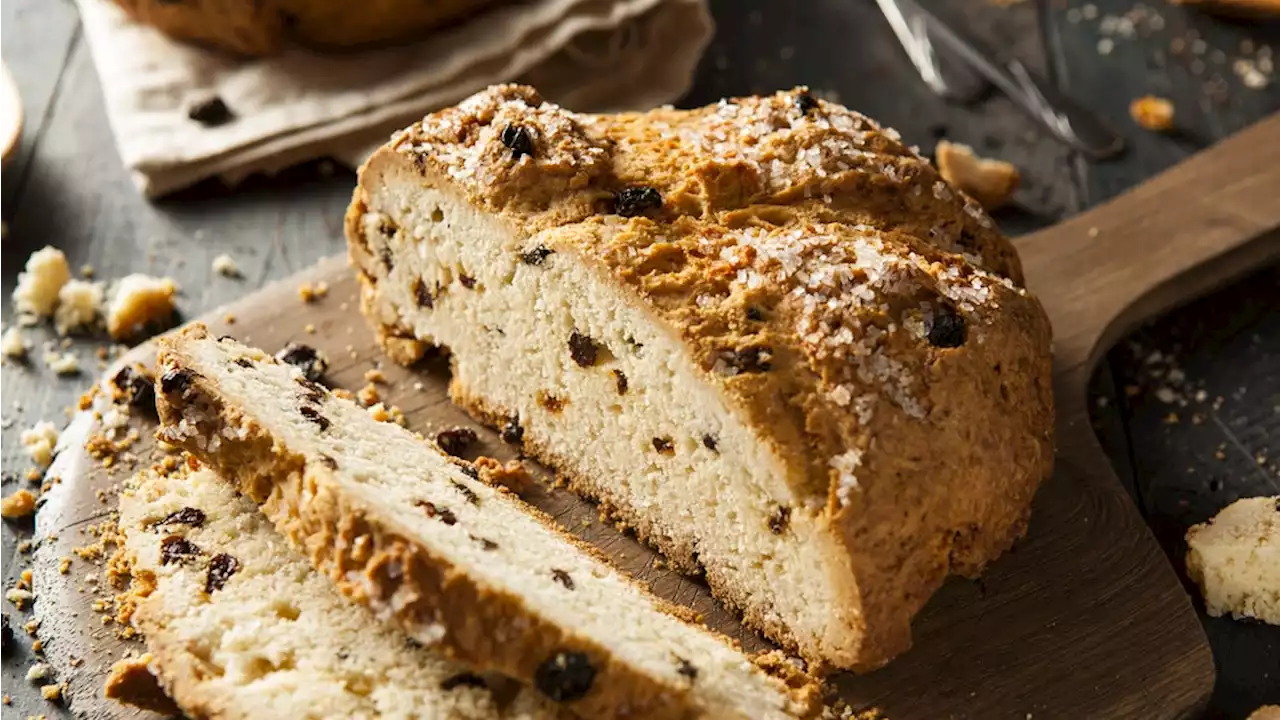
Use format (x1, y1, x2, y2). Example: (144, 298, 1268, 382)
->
(2, 0, 1277, 717)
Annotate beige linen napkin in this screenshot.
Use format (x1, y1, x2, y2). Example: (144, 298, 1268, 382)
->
(75, 0, 713, 197)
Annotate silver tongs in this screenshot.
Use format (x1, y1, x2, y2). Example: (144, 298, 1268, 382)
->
(876, 0, 1124, 158)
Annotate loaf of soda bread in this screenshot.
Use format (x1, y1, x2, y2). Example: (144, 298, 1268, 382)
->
(116, 461, 558, 719)
(344, 85, 1055, 670)
(110, 0, 501, 56)
(154, 326, 821, 719)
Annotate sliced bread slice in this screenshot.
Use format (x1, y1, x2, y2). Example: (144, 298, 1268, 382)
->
(153, 326, 820, 720)
(116, 461, 558, 719)
(343, 84, 1055, 671)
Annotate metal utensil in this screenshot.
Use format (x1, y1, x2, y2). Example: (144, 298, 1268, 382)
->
(1, 62, 22, 167)
(876, 0, 1125, 159)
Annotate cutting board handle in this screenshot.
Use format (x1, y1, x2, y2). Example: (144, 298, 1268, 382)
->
(1014, 114, 1280, 373)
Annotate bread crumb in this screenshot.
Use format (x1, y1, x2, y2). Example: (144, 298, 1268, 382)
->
(106, 274, 178, 340)
(298, 281, 329, 303)
(103, 654, 180, 715)
(2, 327, 28, 360)
(366, 402, 406, 426)
(364, 368, 388, 384)
(1129, 95, 1175, 131)
(1248, 706, 1280, 720)
(304, 323, 316, 334)
(13, 246, 71, 318)
(211, 254, 240, 277)
(357, 383, 381, 407)
(1186, 496, 1279, 625)
(7, 587, 35, 609)
(40, 683, 62, 702)
(474, 456, 533, 496)
(54, 280, 104, 335)
(1, 489, 37, 519)
(21, 421, 60, 468)
(26, 663, 49, 681)
(934, 140, 1020, 210)
(43, 351, 79, 375)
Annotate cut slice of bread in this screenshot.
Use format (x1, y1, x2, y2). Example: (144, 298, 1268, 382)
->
(154, 326, 820, 720)
(344, 85, 1055, 670)
(1185, 495, 1280, 625)
(116, 461, 558, 719)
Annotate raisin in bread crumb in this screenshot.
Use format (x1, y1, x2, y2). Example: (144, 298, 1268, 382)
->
(154, 326, 821, 720)
(1185, 496, 1280, 625)
(345, 85, 1054, 672)
(116, 461, 558, 720)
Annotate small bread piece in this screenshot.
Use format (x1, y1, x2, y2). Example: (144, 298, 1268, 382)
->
(116, 462, 556, 719)
(154, 327, 820, 720)
(345, 85, 1054, 670)
(1185, 496, 1279, 625)
(934, 140, 1020, 209)
(1249, 706, 1280, 720)
(1129, 96, 1175, 132)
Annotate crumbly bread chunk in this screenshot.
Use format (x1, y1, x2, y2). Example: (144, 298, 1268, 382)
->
(934, 141, 1020, 210)
(117, 461, 557, 720)
(109, 0, 500, 56)
(1128, 95, 1175, 132)
(1185, 496, 1279, 625)
(12, 245, 71, 318)
(106, 274, 178, 340)
(154, 326, 820, 720)
(54, 279, 105, 335)
(344, 85, 1055, 670)
(1, 326, 27, 359)
(1249, 706, 1280, 720)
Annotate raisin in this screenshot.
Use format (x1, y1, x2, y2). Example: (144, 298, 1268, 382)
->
(277, 343, 329, 382)
(205, 553, 240, 593)
(380, 246, 395, 272)
(160, 535, 201, 565)
(701, 434, 718, 452)
(768, 505, 791, 535)
(300, 406, 330, 431)
(436, 428, 478, 457)
(1209, 478, 1223, 492)
(501, 417, 524, 445)
(500, 124, 535, 159)
(568, 332, 599, 367)
(720, 346, 772, 374)
(613, 369, 628, 395)
(1, 615, 13, 653)
(451, 480, 479, 505)
(471, 535, 499, 551)
(794, 91, 819, 115)
(459, 274, 476, 289)
(233, 357, 253, 368)
(460, 465, 480, 480)
(746, 306, 765, 321)
(613, 186, 663, 218)
(676, 657, 698, 681)
(927, 310, 967, 348)
(296, 377, 327, 404)
(537, 392, 566, 414)
(414, 279, 435, 309)
(160, 368, 195, 395)
(154, 507, 206, 529)
(187, 96, 234, 127)
(652, 437, 674, 455)
(442, 673, 488, 691)
(417, 501, 457, 526)
(551, 569, 574, 590)
(319, 454, 339, 470)
(519, 246, 554, 265)
(535, 651, 596, 701)
(112, 365, 155, 411)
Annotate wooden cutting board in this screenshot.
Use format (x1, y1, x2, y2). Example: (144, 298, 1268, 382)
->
(32, 115, 1280, 720)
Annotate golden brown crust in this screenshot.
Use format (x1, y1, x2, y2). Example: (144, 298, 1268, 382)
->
(346, 85, 1056, 670)
(103, 654, 182, 717)
(110, 0, 500, 56)
(154, 325, 822, 719)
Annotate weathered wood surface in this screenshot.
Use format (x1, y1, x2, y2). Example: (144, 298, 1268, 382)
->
(3, 0, 1278, 717)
